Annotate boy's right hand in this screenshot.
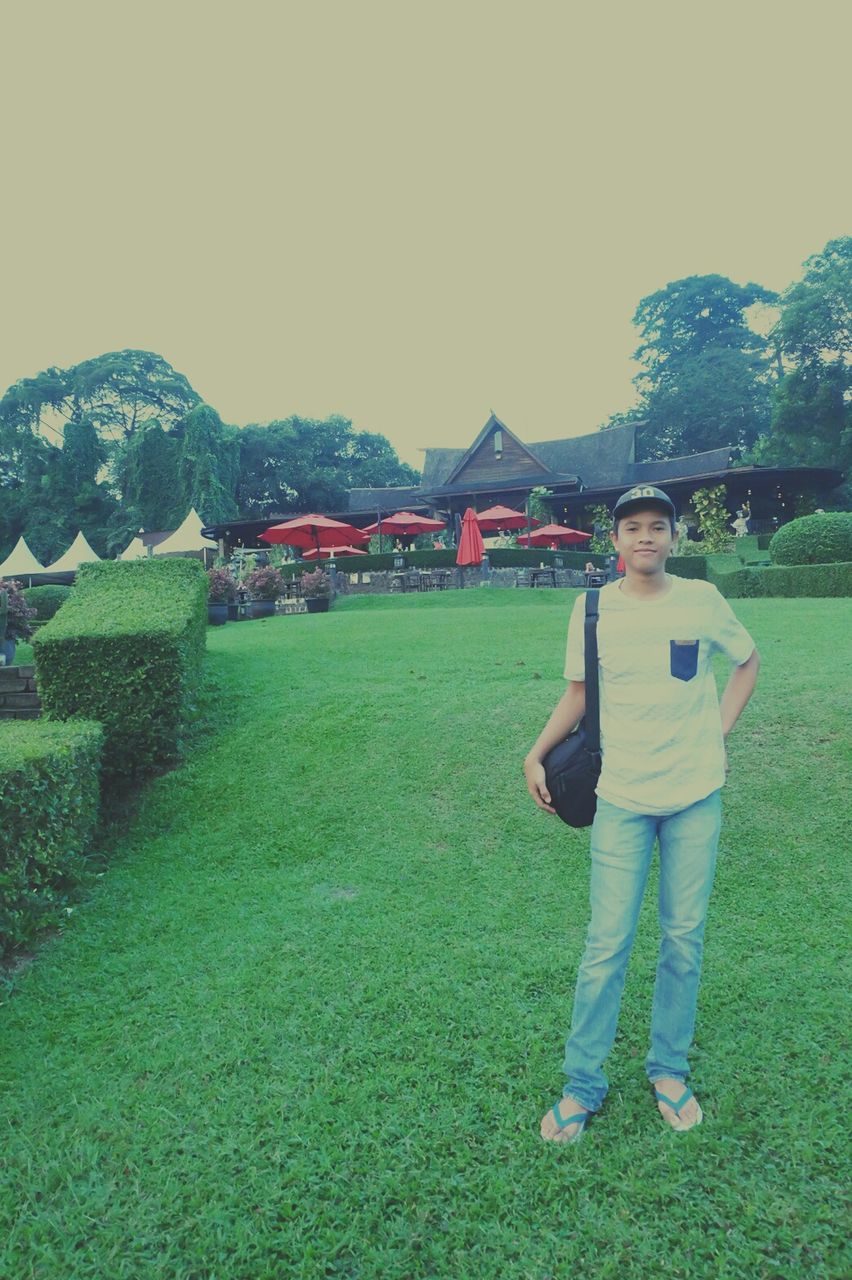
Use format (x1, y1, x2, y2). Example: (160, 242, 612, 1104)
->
(524, 757, 556, 814)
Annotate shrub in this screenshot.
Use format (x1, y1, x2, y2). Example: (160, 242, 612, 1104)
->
(0, 718, 103, 958)
(692, 485, 734, 552)
(207, 567, 237, 603)
(769, 512, 852, 565)
(245, 565, 283, 601)
(0, 579, 37, 641)
(710, 562, 852, 598)
(33, 558, 207, 782)
(22, 584, 72, 622)
(300, 569, 332, 599)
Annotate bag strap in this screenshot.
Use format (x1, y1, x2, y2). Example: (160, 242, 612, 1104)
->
(583, 589, 601, 753)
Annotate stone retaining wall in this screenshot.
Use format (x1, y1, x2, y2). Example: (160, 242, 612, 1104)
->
(0, 664, 41, 720)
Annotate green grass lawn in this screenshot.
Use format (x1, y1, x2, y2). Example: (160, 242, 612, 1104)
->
(1, 591, 850, 1279)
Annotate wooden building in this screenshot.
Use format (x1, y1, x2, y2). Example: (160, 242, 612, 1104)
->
(202, 413, 843, 551)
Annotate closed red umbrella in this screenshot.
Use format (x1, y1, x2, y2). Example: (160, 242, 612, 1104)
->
(516, 523, 592, 547)
(360, 511, 446, 537)
(259, 514, 370, 553)
(474, 504, 540, 532)
(456, 507, 485, 566)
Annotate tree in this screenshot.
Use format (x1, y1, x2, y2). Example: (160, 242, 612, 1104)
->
(236, 416, 419, 516)
(174, 404, 240, 524)
(0, 350, 200, 444)
(631, 275, 777, 459)
(755, 238, 852, 475)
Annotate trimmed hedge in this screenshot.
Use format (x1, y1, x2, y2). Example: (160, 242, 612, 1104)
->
(33, 558, 207, 781)
(285, 548, 608, 576)
(22, 584, 72, 621)
(769, 512, 852, 565)
(0, 718, 103, 958)
(667, 557, 708, 580)
(709, 562, 852, 598)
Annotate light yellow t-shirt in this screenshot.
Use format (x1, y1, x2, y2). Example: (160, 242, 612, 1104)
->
(564, 576, 755, 815)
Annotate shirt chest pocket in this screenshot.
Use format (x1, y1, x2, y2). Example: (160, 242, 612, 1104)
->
(670, 639, 699, 681)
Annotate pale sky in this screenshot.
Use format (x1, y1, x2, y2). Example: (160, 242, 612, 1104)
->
(1, 1, 849, 470)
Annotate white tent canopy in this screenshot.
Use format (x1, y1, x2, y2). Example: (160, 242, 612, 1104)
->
(120, 530, 148, 561)
(42, 531, 102, 574)
(154, 508, 217, 555)
(0, 535, 46, 578)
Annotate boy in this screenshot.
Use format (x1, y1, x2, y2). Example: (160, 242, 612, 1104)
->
(524, 485, 760, 1140)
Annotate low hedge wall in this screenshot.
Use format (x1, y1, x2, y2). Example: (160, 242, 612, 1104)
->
(22, 584, 72, 621)
(709, 561, 852, 598)
(279, 548, 608, 576)
(33, 558, 207, 782)
(0, 718, 103, 958)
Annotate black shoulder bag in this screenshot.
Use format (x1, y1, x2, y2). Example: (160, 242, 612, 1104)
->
(542, 589, 601, 828)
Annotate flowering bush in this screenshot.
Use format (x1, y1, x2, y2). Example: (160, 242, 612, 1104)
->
(206, 567, 237, 603)
(0, 579, 37, 641)
(300, 569, 332, 599)
(245, 565, 284, 601)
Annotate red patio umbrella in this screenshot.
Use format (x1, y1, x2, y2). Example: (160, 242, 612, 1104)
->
(259, 514, 370, 554)
(474, 504, 540, 532)
(302, 544, 368, 559)
(516, 523, 592, 547)
(360, 511, 446, 537)
(456, 507, 485, 566)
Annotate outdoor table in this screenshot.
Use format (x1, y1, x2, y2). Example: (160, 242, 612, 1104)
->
(530, 567, 557, 587)
(431, 569, 450, 590)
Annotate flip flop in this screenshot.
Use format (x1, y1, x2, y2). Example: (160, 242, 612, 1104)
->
(547, 1101, 590, 1142)
(653, 1083, 702, 1130)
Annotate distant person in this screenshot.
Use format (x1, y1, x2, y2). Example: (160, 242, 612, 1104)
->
(584, 561, 595, 573)
(524, 484, 760, 1142)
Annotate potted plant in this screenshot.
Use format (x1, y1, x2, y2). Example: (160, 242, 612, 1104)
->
(245, 565, 284, 618)
(206, 567, 237, 625)
(300, 568, 332, 613)
(0, 578, 37, 664)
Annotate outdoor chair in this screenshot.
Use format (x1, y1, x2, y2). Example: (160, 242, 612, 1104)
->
(515, 569, 532, 587)
(405, 570, 422, 592)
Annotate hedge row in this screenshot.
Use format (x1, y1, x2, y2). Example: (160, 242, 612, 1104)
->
(278, 548, 610, 576)
(709, 561, 852, 598)
(0, 719, 103, 958)
(33, 558, 208, 781)
(22, 584, 72, 621)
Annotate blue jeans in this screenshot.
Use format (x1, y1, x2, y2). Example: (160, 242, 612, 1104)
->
(562, 790, 722, 1112)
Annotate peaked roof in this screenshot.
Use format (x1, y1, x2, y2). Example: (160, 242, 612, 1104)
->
(0, 535, 46, 577)
(419, 420, 638, 493)
(154, 508, 217, 554)
(441, 413, 555, 487)
(42, 531, 102, 573)
(120, 532, 148, 561)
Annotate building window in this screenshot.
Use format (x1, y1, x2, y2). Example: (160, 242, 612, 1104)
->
(494, 430, 503, 458)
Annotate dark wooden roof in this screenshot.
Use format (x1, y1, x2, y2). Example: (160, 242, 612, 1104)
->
(530, 422, 638, 488)
(346, 485, 424, 512)
(418, 420, 638, 493)
(630, 448, 733, 483)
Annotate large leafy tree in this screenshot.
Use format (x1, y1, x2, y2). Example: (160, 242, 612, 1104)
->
(755, 238, 852, 474)
(236, 415, 418, 516)
(631, 274, 777, 459)
(0, 349, 200, 444)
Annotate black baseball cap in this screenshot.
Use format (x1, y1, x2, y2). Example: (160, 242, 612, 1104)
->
(612, 485, 676, 520)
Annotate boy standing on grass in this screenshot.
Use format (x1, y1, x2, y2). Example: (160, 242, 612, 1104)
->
(524, 485, 760, 1140)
